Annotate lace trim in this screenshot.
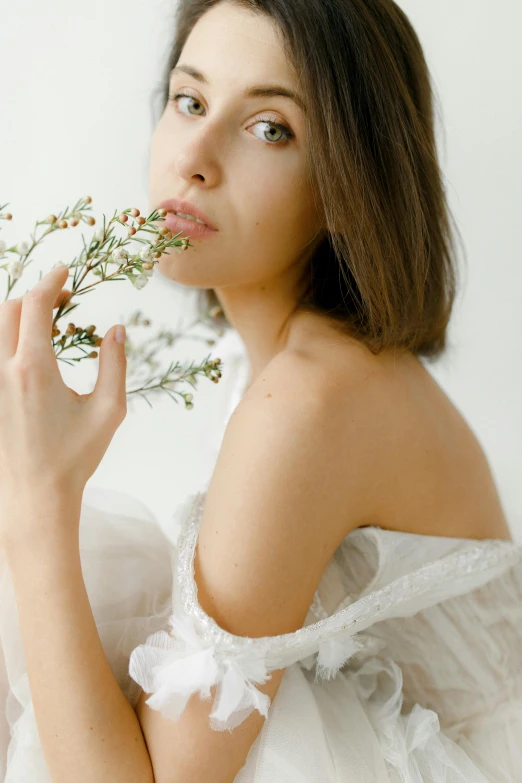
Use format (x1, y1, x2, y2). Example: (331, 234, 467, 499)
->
(175, 491, 522, 673)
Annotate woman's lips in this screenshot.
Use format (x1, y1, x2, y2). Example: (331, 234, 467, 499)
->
(162, 211, 219, 240)
(157, 198, 218, 230)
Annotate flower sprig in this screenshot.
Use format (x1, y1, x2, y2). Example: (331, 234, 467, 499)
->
(0, 197, 226, 408)
(0, 196, 101, 297)
(121, 309, 224, 408)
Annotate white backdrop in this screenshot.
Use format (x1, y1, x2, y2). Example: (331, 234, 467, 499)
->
(0, 0, 521, 540)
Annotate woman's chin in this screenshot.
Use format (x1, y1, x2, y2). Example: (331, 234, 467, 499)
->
(155, 254, 217, 289)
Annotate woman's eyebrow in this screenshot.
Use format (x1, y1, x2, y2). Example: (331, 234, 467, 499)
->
(171, 64, 305, 112)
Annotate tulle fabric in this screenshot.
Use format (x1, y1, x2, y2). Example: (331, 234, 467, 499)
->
(1, 485, 521, 781)
(235, 658, 522, 783)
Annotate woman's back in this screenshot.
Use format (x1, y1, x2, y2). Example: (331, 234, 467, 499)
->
(287, 311, 513, 543)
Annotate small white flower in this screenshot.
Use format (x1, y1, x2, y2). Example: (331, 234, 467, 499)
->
(163, 380, 179, 391)
(8, 260, 24, 280)
(139, 246, 154, 262)
(94, 227, 105, 241)
(134, 274, 149, 290)
(0, 239, 6, 255)
(185, 393, 194, 403)
(112, 246, 129, 263)
(16, 240, 30, 256)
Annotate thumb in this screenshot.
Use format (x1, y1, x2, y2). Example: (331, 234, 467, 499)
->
(92, 324, 127, 413)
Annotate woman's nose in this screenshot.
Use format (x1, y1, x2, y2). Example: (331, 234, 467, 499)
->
(175, 126, 223, 187)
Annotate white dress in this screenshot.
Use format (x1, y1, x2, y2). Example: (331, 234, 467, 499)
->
(1, 330, 522, 782)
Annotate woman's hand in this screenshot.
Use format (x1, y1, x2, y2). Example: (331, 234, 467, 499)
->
(0, 265, 127, 543)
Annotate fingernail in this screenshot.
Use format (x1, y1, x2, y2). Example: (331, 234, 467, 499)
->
(115, 325, 126, 344)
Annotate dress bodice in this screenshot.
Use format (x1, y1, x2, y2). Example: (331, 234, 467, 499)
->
(128, 486, 522, 737)
(300, 519, 522, 735)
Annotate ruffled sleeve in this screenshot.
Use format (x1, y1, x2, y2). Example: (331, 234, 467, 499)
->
(128, 491, 522, 732)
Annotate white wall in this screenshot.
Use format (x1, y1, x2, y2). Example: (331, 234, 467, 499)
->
(1, 0, 521, 540)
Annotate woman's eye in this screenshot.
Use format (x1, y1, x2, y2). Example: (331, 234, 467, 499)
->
(170, 92, 205, 116)
(250, 119, 294, 145)
(169, 92, 294, 146)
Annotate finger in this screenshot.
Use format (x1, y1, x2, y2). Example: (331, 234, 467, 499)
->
(53, 288, 73, 310)
(92, 325, 127, 418)
(0, 297, 23, 361)
(16, 265, 70, 358)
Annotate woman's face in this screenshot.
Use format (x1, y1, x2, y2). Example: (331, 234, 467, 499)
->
(148, 0, 324, 293)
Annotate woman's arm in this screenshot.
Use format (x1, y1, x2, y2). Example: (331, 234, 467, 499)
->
(0, 265, 151, 781)
(135, 350, 373, 783)
(0, 267, 350, 782)
(3, 492, 154, 783)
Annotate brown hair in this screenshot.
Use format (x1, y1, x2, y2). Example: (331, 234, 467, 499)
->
(150, 0, 465, 361)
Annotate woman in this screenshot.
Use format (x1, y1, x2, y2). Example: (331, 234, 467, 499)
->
(0, 0, 521, 781)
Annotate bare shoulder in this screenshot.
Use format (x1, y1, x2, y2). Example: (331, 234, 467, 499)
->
(277, 311, 513, 542)
(193, 329, 386, 638)
(219, 317, 391, 540)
